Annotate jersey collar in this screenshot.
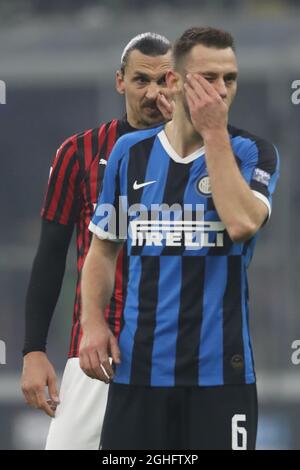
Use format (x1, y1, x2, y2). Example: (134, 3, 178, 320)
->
(158, 130, 205, 164)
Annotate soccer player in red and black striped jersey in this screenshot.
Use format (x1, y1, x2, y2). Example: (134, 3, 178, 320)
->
(21, 32, 173, 450)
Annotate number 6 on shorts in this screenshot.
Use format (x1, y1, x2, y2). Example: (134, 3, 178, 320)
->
(232, 414, 247, 450)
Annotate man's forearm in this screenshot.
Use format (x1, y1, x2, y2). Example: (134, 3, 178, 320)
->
(23, 220, 73, 355)
(81, 236, 122, 329)
(204, 129, 266, 241)
(184, 73, 267, 242)
(79, 236, 122, 381)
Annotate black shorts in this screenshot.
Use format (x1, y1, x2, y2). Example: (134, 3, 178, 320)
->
(100, 382, 258, 450)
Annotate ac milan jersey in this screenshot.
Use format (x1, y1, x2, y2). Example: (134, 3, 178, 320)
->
(90, 124, 280, 387)
(41, 119, 136, 357)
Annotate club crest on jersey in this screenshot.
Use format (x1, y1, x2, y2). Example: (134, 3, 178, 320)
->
(196, 176, 211, 196)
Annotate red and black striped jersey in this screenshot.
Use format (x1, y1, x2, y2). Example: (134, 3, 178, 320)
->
(41, 119, 135, 357)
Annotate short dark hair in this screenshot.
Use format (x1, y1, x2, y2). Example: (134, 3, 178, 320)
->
(120, 32, 171, 75)
(173, 27, 235, 69)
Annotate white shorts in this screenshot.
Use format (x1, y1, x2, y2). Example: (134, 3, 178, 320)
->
(45, 358, 109, 450)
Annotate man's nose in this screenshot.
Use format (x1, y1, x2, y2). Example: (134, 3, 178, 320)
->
(145, 82, 160, 100)
(215, 80, 227, 99)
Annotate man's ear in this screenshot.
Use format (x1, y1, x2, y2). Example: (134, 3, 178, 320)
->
(166, 69, 181, 94)
(116, 70, 125, 95)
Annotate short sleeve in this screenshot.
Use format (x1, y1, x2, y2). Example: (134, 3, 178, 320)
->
(241, 138, 280, 219)
(41, 136, 81, 225)
(89, 139, 125, 242)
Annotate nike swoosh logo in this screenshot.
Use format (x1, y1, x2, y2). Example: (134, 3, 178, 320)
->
(133, 180, 156, 190)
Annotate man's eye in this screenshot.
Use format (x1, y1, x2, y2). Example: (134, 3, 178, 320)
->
(158, 76, 167, 85)
(203, 76, 214, 83)
(136, 77, 148, 84)
(225, 76, 236, 83)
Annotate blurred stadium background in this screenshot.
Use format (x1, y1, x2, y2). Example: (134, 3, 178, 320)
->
(0, 0, 299, 450)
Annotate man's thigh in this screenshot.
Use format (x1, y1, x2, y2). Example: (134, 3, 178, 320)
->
(100, 382, 257, 450)
(186, 383, 258, 450)
(100, 383, 184, 450)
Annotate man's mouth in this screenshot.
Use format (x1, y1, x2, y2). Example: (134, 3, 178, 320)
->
(143, 105, 161, 114)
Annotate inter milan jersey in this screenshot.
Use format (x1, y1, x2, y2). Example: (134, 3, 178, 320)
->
(90, 124, 280, 387)
(41, 119, 135, 357)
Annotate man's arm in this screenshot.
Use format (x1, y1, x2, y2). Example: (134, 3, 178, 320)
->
(80, 235, 122, 383)
(203, 130, 268, 242)
(22, 135, 80, 417)
(22, 219, 73, 417)
(185, 74, 269, 242)
(80, 133, 127, 382)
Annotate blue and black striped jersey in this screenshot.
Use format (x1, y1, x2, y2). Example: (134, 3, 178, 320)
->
(90, 124, 280, 387)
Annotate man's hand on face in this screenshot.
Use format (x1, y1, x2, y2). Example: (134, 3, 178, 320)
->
(21, 352, 60, 418)
(156, 90, 175, 121)
(79, 320, 121, 383)
(184, 73, 228, 138)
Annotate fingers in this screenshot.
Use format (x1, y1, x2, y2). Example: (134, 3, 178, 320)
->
(48, 375, 60, 406)
(92, 350, 111, 383)
(157, 93, 174, 120)
(189, 73, 212, 95)
(35, 388, 56, 418)
(80, 349, 102, 381)
(21, 354, 61, 418)
(23, 386, 56, 418)
(79, 327, 121, 383)
(80, 349, 111, 383)
(109, 335, 121, 366)
(185, 74, 206, 102)
(184, 74, 223, 116)
(22, 382, 55, 417)
(100, 358, 114, 382)
(194, 74, 222, 101)
(22, 381, 42, 410)
(47, 399, 59, 413)
(98, 335, 122, 381)
(186, 74, 222, 103)
(22, 386, 37, 409)
(184, 82, 198, 109)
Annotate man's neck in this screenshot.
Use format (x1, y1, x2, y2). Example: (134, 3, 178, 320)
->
(164, 108, 204, 158)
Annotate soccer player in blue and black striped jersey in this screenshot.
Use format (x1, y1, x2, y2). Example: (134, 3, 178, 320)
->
(81, 27, 280, 450)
